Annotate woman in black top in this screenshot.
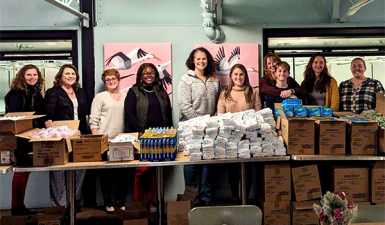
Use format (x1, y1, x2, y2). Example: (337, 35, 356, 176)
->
(45, 64, 88, 207)
(124, 63, 172, 212)
(4, 64, 45, 215)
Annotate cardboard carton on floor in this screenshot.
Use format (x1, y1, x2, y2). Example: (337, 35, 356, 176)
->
(115, 202, 148, 220)
(123, 218, 148, 225)
(292, 200, 319, 225)
(167, 201, 191, 225)
(376, 93, 385, 154)
(71, 134, 108, 162)
(312, 117, 346, 154)
(277, 108, 315, 155)
(259, 200, 291, 225)
(37, 206, 66, 225)
(371, 162, 385, 204)
(345, 119, 378, 155)
(259, 163, 291, 201)
(333, 166, 369, 202)
(17, 121, 80, 167)
(108, 133, 139, 161)
(180, 186, 198, 203)
(292, 165, 322, 202)
(0, 216, 29, 225)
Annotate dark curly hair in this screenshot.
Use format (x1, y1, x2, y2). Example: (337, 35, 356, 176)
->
(134, 63, 167, 100)
(185, 47, 216, 76)
(303, 54, 331, 93)
(54, 64, 81, 90)
(222, 64, 254, 104)
(9, 64, 45, 94)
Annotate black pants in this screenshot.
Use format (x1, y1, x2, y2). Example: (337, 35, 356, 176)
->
(100, 168, 134, 208)
(228, 163, 252, 200)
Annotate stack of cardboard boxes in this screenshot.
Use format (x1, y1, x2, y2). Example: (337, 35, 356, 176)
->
(258, 163, 291, 225)
(166, 186, 196, 225)
(291, 165, 322, 225)
(371, 162, 385, 205)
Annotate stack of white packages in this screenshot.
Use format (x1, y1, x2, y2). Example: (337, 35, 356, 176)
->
(177, 108, 286, 161)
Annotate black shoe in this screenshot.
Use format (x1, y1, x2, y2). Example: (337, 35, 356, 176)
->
(11, 205, 37, 216)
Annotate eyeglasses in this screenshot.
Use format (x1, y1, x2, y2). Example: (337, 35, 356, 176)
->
(105, 77, 118, 83)
(142, 72, 155, 77)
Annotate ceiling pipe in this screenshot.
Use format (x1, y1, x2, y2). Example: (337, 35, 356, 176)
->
(200, 0, 225, 43)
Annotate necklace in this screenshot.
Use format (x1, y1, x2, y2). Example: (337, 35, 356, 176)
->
(143, 89, 154, 93)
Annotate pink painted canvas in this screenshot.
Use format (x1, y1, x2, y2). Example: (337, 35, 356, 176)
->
(104, 43, 172, 102)
(194, 44, 259, 89)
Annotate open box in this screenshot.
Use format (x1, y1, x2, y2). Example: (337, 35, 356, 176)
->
(17, 120, 80, 167)
(108, 133, 140, 162)
(312, 117, 346, 154)
(376, 93, 385, 154)
(345, 118, 378, 155)
(0, 112, 44, 150)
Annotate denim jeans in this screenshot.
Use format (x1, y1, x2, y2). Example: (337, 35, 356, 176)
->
(184, 164, 213, 202)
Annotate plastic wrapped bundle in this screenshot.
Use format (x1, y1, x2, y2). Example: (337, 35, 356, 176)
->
(189, 153, 202, 161)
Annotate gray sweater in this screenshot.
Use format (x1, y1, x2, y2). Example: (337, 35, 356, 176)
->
(177, 70, 221, 120)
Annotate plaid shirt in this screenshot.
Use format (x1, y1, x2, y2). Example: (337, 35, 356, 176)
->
(339, 78, 384, 114)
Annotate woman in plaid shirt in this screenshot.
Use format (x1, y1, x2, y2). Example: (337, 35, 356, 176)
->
(339, 58, 384, 114)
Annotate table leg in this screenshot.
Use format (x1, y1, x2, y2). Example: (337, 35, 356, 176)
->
(241, 162, 246, 205)
(66, 170, 75, 225)
(156, 166, 164, 225)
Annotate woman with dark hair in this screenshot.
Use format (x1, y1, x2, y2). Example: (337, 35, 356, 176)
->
(178, 47, 221, 206)
(301, 54, 339, 111)
(339, 58, 384, 114)
(125, 63, 172, 212)
(45, 64, 88, 208)
(4, 64, 45, 215)
(259, 53, 301, 108)
(217, 63, 260, 204)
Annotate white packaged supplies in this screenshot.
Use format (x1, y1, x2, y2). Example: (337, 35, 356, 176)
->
(237, 144, 250, 150)
(189, 153, 202, 161)
(186, 145, 201, 153)
(203, 152, 215, 160)
(202, 146, 214, 153)
(250, 137, 262, 143)
(232, 112, 244, 121)
(226, 142, 236, 148)
(219, 112, 233, 119)
(202, 139, 214, 147)
(226, 146, 237, 152)
(275, 148, 286, 155)
(226, 152, 238, 158)
(189, 139, 202, 146)
(250, 146, 262, 154)
(215, 154, 226, 159)
(252, 153, 264, 158)
(238, 149, 250, 154)
(216, 136, 228, 143)
(183, 150, 190, 156)
(206, 127, 219, 135)
(243, 109, 256, 118)
(238, 153, 251, 158)
(214, 148, 226, 155)
(218, 132, 231, 138)
(238, 140, 250, 145)
(250, 142, 261, 147)
(205, 133, 218, 140)
(191, 134, 204, 140)
(229, 137, 242, 143)
(192, 129, 205, 136)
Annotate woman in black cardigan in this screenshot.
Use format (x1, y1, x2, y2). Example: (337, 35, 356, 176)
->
(4, 64, 45, 215)
(45, 64, 88, 207)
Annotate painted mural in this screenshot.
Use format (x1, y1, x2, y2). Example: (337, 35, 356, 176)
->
(194, 44, 259, 89)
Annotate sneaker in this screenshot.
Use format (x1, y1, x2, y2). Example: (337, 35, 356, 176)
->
(11, 205, 37, 216)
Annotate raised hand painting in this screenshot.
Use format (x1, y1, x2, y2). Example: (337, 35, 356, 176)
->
(195, 44, 259, 89)
(104, 43, 172, 103)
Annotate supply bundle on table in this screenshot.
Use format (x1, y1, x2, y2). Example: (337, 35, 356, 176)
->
(139, 127, 177, 161)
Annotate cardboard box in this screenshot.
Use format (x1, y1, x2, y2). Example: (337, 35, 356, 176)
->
(0, 112, 44, 135)
(108, 133, 139, 161)
(371, 162, 385, 204)
(345, 119, 378, 155)
(167, 201, 191, 225)
(123, 219, 148, 225)
(292, 165, 322, 202)
(180, 186, 198, 203)
(37, 206, 66, 225)
(333, 166, 369, 202)
(259, 163, 291, 201)
(313, 117, 346, 154)
(292, 200, 319, 225)
(17, 121, 80, 167)
(115, 202, 148, 220)
(71, 134, 108, 162)
(376, 93, 385, 154)
(0, 141, 12, 165)
(0, 216, 29, 225)
(260, 200, 291, 225)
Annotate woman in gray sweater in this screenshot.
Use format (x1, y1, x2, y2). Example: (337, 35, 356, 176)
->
(177, 47, 221, 206)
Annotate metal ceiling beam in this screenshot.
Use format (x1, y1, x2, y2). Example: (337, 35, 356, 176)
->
(43, 0, 89, 27)
(340, 0, 377, 23)
(331, 0, 340, 23)
(216, 0, 223, 25)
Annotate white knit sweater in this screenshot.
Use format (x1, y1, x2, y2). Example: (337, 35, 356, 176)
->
(89, 91, 125, 138)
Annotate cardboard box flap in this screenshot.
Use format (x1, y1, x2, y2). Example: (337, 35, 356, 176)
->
(376, 93, 385, 116)
(16, 128, 41, 140)
(53, 120, 79, 130)
(167, 201, 191, 214)
(1, 112, 44, 120)
(293, 200, 319, 210)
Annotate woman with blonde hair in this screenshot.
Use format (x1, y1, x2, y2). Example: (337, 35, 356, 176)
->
(5, 64, 45, 215)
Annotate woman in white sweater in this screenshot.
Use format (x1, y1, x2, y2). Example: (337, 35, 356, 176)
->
(89, 69, 131, 213)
